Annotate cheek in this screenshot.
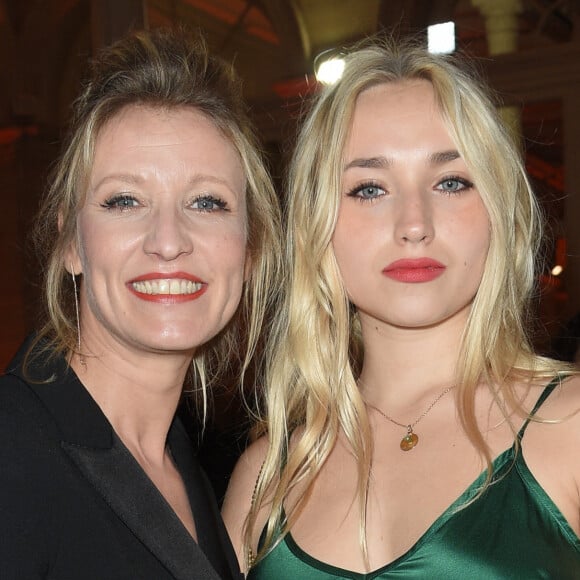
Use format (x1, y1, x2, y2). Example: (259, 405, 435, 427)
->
(332, 213, 355, 262)
(75, 230, 114, 284)
(450, 204, 490, 264)
(331, 240, 362, 299)
(461, 226, 491, 277)
(214, 233, 248, 319)
(470, 217, 491, 261)
(332, 213, 375, 276)
(216, 228, 249, 279)
(75, 217, 108, 269)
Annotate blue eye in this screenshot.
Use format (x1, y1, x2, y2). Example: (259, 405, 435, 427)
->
(347, 182, 386, 201)
(191, 195, 229, 212)
(436, 177, 473, 194)
(102, 195, 140, 210)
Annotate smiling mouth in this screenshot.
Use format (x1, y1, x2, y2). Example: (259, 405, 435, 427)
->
(131, 279, 203, 296)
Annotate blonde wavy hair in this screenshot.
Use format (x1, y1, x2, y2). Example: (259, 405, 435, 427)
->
(29, 27, 282, 405)
(245, 36, 568, 565)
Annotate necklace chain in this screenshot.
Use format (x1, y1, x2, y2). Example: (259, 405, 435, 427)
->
(366, 385, 455, 430)
(365, 385, 455, 451)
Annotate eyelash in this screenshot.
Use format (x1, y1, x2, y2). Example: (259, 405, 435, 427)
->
(346, 181, 385, 202)
(191, 195, 229, 212)
(345, 175, 474, 202)
(101, 194, 139, 210)
(100, 194, 230, 212)
(435, 175, 474, 195)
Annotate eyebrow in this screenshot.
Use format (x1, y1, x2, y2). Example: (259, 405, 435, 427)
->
(429, 150, 460, 164)
(344, 157, 390, 170)
(91, 173, 242, 193)
(344, 150, 461, 171)
(91, 173, 143, 191)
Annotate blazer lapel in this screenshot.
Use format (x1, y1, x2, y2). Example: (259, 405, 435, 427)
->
(62, 433, 222, 580)
(12, 341, 225, 580)
(169, 420, 241, 580)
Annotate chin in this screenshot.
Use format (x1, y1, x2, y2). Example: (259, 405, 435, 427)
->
(137, 329, 204, 354)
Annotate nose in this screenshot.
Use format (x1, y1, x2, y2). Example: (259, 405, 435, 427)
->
(143, 206, 194, 260)
(393, 189, 434, 244)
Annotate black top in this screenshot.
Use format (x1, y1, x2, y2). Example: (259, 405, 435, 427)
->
(0, 335, 242, 580)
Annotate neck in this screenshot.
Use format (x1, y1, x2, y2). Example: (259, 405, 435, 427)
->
(70, 336, 192, 464)
(357, 311, 466, 410)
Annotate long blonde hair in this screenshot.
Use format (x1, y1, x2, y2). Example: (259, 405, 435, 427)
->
(246, 36, 567, 565)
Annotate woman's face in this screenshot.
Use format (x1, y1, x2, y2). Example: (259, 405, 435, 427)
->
(332, 80, 490, 333)
(67, 105, 248, 356)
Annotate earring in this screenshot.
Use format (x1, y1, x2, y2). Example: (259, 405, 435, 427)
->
(71, 265, 87, 369)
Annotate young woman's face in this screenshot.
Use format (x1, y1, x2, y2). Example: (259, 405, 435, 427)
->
(68, 105, 248, 356)
(332, 80, 490, 333)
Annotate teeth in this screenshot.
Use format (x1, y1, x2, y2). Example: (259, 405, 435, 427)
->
(131, 279, 202, 295)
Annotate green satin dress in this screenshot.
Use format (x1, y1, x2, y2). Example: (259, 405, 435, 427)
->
(248, 379, 580, 579)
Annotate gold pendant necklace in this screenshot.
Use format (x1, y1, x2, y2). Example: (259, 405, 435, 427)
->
(366, 385, 455, 451)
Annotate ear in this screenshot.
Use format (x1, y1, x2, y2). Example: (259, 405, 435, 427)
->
(59, 211, 83, 276)
(64, 245, 82, 276)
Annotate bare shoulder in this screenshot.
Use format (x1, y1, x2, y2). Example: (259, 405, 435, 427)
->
(524, 372, 580, 447)
(223, 435, 269, 511)
(522, 372, 580, 534)
(221, 435, 269, 569)
(534, 372, 580, 424)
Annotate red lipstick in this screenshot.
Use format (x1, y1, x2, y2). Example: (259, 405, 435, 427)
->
(127, 272, 207, 303)
(382, 258, 445, 283)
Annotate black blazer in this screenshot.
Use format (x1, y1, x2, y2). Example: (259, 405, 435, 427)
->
(0, 337, 242, 580)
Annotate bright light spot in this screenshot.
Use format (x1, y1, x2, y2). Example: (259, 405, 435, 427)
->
(316, 57, 345, 85)
(551, 265, 563, 276)
(428, 21, 455, 54)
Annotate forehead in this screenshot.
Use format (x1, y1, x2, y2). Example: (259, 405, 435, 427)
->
(89, 104, 246, 187)
(344, 79, 455, 156)
(353, 79, 439, 123)
(94, 104, 237, 154)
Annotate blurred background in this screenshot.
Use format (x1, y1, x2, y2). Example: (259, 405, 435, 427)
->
(1, 1, 580, 493)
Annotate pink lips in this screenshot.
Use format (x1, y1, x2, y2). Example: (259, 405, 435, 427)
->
(382, 258, 445, 283)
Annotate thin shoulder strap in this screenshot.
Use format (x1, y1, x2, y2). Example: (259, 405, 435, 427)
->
(517, 374, 564, 440)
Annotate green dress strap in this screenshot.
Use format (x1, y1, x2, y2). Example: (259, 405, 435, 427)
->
(516, 374, 565, 440)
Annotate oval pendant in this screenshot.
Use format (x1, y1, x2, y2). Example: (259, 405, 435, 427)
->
(400, 432, 419, 451)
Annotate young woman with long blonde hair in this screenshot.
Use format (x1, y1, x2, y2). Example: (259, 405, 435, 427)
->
(223, 38, 580, 578)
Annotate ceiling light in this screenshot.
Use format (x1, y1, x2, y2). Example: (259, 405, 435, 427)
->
(428, 21, 455, 54)
(315, 56, 345, 85)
